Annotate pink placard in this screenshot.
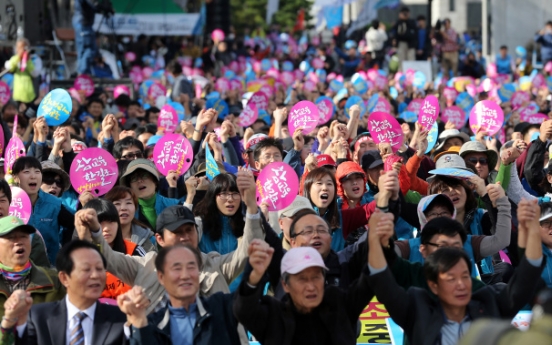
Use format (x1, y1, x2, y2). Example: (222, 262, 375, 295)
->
(125, 52, 136, 62)
(303, 80, 316, 92)
(0, 124, 3, 156)
(238, 103, 258, 127)
(4, 137, 25, 175)
(70, 148, 118, 196)
(8, 187, 31, 224)
(372, 97, 391, 113)
(510, 91, 530, 109)
(288, 100, 319, 135)
(280, 71, 294, 86)
(367, 69, 379, 82)
(215, 78, 230, 93)
(211, 29, 225, 42)
(0, 81, 11, 104)
(521, 113, 548, 124)
(148, 82, 167, 100)
(316, 99, 334, 125)
(158, 104, 179, 134)
(418, 95, 440, 131)
(533, 74, 546, 89)
(73, 75, 94, 97)
(441, 106, 466, 129)
(113, 85, 130, 99)
(260, 84, 273, 98)
(368, 112, 404, 152)
(255, 162, 299, 211)
(443, 86, 459, 106)
(407, 99, 424, 115)
(374, 74, 387, 90)
(247, 91, 269, 111)
(129, 70, 143, 85)
(153, 134, 194, 176)
(230, 79, 243, 92)
(469, 100, 504, 136)
(311, 58, 324, 69)
(142, 67, 153, 79)
(518, 102, 539, 119)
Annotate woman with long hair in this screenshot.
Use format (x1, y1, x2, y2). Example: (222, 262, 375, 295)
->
(104, 186, 157, 253)
(82, 198, 146, 299)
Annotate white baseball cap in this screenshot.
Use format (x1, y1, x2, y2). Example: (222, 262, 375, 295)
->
(280, 247, 328, 275)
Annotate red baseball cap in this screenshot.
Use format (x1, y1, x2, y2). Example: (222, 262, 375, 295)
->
(317, 154, 337, 168)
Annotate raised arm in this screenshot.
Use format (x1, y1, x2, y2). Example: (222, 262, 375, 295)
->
(477, 184, 511, 259)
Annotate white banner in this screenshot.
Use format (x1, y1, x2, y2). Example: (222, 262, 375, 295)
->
(94, 13, 200, 36)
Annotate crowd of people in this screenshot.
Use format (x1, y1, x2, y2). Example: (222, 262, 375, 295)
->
(1, 4, 552, 345)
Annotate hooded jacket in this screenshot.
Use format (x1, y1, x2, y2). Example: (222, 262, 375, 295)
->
(335, 162, 366, 210)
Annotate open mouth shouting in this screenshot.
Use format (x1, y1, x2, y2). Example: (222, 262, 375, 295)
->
(14, 247, 26, 258)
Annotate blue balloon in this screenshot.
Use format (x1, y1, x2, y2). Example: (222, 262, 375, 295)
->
(37, 88, 72, 126)
(530, 131, 540, 142)
(282, 61, 294, 72)
(206, 98, 229, 119)
(425, 121, 439, 154)
(399, 111, 417, 123)
(367, 94, 379, 113)
(378, 69, 387, 76)
(345, 95, 366, 119)
(413, 71, 426, 89)
(272, 59, 279, 70)
(446, 77, 456, 87)
(497, 83, 516, 102)
(329, 79, 344, 92)
(245, 71, 256, 83)
(168, 102, 185, 122)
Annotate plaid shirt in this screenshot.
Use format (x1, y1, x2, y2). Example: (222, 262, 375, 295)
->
(1, 274, 31, 294)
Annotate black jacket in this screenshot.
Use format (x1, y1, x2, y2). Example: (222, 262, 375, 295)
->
(129, 293, 241, 345)
(393, 19, 418, 48)
(233, 265, 374, 345)
(368, 257, 545, 345)
(523, 136, 547, 195)
(18, 299, 127, 345)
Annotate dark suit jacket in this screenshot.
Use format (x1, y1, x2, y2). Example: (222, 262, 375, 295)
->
(18, 299, 127, 345)
(368, 257, 545, 345)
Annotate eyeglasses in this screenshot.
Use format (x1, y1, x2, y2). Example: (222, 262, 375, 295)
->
(217, 192, 241, 200)
(293, 228, 330, 238)
(467, 157, 488, 166)
(122, 151, 144, 160)
(260, 153, 282, 161)
(540, 220, 552, 229)
(42, 175, 63, 188)
(426, 211, 452, 219)
(130, 172, 151, 183)
(427, 242, 462, 249)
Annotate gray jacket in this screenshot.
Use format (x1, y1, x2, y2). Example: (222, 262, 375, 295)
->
(131, 223, 157, 253)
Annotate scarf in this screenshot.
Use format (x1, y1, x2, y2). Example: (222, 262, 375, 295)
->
(138, 194, 157, 229)
(0, 261, 32, 281)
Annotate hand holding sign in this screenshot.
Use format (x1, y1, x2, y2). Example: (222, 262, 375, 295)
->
(70, 148, 118, 196)
(153, 134, 194, 176)
(368, 112, 405, 153)
(157, 104, 179, 134)
(441, 106, 466, 129)
(238, 102, 258, 127)
(469, 100, 504, 137)
(418, 95, 440, 131)
(315, 96, 334, 125)
(255, 162, 299, 211)
(288, 100, 319, 135)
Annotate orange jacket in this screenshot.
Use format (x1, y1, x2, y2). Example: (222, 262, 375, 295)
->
(404, 154, 429, 195)
(100, 240, 137, 299)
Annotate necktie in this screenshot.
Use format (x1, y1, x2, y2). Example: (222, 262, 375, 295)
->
(69, 312, 87, 345)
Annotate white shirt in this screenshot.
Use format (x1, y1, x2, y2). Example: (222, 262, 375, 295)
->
(65, 296, 97, 345)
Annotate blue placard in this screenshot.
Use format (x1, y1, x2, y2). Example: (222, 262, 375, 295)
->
(497, 83, 516, 102)
(315, 69, 327, 82)
(299, 60, 310, 72)
(168, 102, 185, 122)
(261, 59, 271, 72)
(1, 73, 13, 90)
(224, 70, 236, 79)
(413, 71, 426, 89)
(389, 86, 399, 99)
(429, 168, 476, 179)
(315, 95, 336, 111)
(399, 111, 417, 123)
(258, 109, 272, 125)
(151, 69, 164, 80)
(139, 80, 153, 98)
(205, 146, 220, 181)
(329, 79, 344, 92)
(345, 95, 366, 119)
(37, 88, 72, 126)
(367, 94, 379, 113)
(353, 77, 368, 94)
(206, 91, 220, 100)
(205, 98, 229, 119)
(425, 121, 439, 154)
(546, 76, 552, 92)
(282, 61, 294, 72)
(456, 92, 474, 113)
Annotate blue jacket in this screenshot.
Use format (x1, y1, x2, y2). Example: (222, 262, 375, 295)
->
(495, 54, 513, 74)
(129, 293, 241, 345)
(28, 190, 63, 264)
(535, 32, 552, 63)
(542, 244, 552, 287)
(60, 189, 79, 214)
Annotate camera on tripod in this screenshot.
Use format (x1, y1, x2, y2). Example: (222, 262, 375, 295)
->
(95, 0, 114, 16)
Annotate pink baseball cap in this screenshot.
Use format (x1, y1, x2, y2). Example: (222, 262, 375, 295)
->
(280, 247, 328, 275)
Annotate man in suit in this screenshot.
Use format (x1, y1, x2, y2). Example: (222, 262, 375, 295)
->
(2, 240, 128, 345)
(367, 199, 545, 345)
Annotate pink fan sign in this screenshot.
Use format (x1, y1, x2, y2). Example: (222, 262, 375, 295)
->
(510, 91, 530, 109)
(368, 112, 404, 152)
(69, 148, 118, 196)
(129, 70, 143, 85)
(303, 80, 316, 92)
(142, 67, 153, 79)
(418, 95, 440, 131)
(316, 99, 334, 125)
(288, 101, 319, 135)
(8, 187, 32, 224)
(311, 58, 324, 69)
(73, 75, 94, 97)
(255, 162, 299, 211)
(407, 99, 424, 115)
(441, 106, 466, 129)
(518, 103, 539, 120)
(238, 103, 258, 127)
(4, 137, 25, 175)
(372, 98, 391, 113)
(247, 91, 269, 111)
(469, 100, 504, 136)
(280, 71, 294, 86)
(0, 81, 11, 104)
(148, 82, 166, 100)
(216, 78, 230, 93)
(443, 87, 459, 106)
(522, 113, 548, 125)
(374, 74, 388, 90)
(260, 84, 273, 98)
(113, 85, 130, 99)
(157, 105, 179, 134)
(532, 74, 546, 89)
(125, 52, 136, 62)
(153, 134, 194, 176)
(230, 79, 243, 91)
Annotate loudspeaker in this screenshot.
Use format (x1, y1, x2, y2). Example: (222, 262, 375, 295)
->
(0, 0, 48, 44)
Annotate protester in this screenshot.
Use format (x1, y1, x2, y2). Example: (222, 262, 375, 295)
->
(4, 38, 35, 104)
(535, 21, 552, 65)
(393, 6, 418, 66)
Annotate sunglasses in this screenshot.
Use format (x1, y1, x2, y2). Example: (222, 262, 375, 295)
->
(42, 175, 63, 188)
(122, 151, 144, 160)
(467, 157, 488, 166)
